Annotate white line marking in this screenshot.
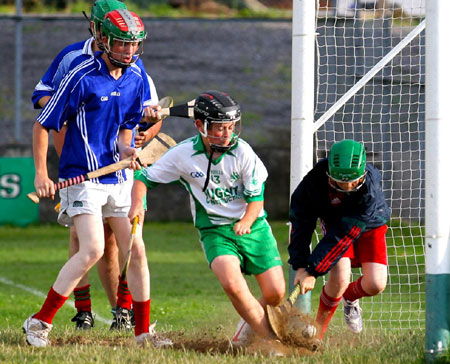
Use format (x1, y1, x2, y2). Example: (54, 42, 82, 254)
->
(0, 276, 110, 325)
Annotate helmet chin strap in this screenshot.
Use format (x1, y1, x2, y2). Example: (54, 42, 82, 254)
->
(106, 53, 132, 69)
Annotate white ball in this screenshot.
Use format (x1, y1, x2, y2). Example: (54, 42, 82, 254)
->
(302, 324, 316, 339)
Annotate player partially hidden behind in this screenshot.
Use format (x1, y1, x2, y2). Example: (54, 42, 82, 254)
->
(31, 0, 162, 331)
(23, 9, 171, 348)
(129, 90, 286, 346)
(288, 140, 391, 339)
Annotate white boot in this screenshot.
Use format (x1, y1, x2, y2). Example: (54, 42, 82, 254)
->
(23, 314, 53, 347)
(342, 298, 363, 333)
(231, 317, 254, 346)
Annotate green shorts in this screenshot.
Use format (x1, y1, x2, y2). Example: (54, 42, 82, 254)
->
(199, 218, 282, 275)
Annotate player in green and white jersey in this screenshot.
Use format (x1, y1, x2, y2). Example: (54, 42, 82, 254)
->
(129, 90, 286, 345)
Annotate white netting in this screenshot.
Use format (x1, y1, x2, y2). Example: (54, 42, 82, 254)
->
(314, 0, 425, 330)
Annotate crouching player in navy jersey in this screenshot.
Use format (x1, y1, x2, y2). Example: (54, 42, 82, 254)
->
(129, 90, 286, 347)
(23, 9, 171, 348)
(288, 140, 391, 339)
(31, 0, 162, 331)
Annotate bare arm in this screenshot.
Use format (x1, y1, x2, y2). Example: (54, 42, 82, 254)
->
(233, 200, 264, 236)
(134, 120, 163, 148)
(33, 121, 55, 199)
(128, 179, 147, 223)
(37, 95, 67, 157)
(37, 96, 51, 109)
(118, 129, 140, 170)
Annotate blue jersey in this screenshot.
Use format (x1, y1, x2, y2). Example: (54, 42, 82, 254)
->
(37, 52, 145, 184)
(32, 37, 155, 109)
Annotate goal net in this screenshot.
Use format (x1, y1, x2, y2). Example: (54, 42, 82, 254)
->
(314, 0, 425, 330)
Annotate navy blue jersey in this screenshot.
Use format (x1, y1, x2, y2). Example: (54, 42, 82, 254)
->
(36, 52, 145, 184)
(288, 159, 391, 277)
(32, 37, 153, 109)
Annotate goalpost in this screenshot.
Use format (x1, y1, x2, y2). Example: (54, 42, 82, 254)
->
(291, 0, 449, 359)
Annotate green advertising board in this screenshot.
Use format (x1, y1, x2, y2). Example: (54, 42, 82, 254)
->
(0, 157, 39, 226)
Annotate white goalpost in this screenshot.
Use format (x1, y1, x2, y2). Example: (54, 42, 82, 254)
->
(291, 0, 434, 340)
(291, 0, 449, 359)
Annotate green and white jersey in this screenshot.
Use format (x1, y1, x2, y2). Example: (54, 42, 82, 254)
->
(137, 134, 268, 230)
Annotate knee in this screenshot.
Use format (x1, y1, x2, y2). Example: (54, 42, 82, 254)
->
(221, 278, 244, 299)
(83, 246, 104, 266)
(264, 286, 285, 307)
(363, 277, 387, 296)
(130, 239, 147, 264)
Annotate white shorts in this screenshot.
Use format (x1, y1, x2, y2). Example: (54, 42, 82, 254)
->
(57, 171, 133, 227)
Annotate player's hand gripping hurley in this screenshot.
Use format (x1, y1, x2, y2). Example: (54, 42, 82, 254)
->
(27, 132, 176, 203)
(120, 216, 139, 281)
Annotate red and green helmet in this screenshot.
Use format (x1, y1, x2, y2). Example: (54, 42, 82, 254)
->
(91, 0, 127, 46)
(102, 9, 147, 67)
(328, 139, 366, 182)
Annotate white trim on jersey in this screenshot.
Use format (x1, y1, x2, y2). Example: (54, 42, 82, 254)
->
(141, 136, 268, 228)
(37, 57, 96, 126)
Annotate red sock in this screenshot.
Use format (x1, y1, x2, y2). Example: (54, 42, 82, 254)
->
(73, 284, 91, 312)
(343, 276, 372, 302)
(34, 287, 68, 324)
(315, 286, 342, 339)
(132, 299, 150, 336)
(116, 277, 132, 310)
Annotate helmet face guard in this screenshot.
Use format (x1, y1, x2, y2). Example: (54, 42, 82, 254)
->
(194, 91, 241, 152)
(102, 9, 147, 68)
(90, 0, 127, 51)
(199, 119, 241, 153)
(328, 139, 367, 193)
(327, 171, 367, 193)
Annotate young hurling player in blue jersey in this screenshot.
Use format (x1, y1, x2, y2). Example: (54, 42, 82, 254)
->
(23, 9, 172, 349)
(31, 0, 162, 331)
(289, 140, 391, 339)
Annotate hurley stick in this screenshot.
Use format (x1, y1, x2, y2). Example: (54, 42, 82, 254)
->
(27, 132, 176, 203)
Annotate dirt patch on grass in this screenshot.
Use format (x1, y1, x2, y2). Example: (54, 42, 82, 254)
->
(53, 327, 320, 358)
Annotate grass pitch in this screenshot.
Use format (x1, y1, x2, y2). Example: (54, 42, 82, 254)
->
(0, 221, 438, 363)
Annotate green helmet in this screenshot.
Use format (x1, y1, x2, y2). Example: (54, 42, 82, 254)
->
(102, 9, 147, 67)
(91, 0, 127, 48)
(328, 140, 366, 182)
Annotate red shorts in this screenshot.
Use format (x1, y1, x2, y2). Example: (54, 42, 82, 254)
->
(342, 225, 388, 267)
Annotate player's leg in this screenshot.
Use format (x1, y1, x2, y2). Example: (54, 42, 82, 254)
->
(342, 225, 388, 333)
(315, 257, 351, 338)
(97, 224, 120, 309)
(107, 217, 171, 347)
(24, 214, 105, 347)
(231, 219, 285, 344)
(211, 255, 273, 338)
(70, 227, 95, 330)
(255, 265, 285, 306)
(234, 265, 285, 343)
(109, 169, 136, 330)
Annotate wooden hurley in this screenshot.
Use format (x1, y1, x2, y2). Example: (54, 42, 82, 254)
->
(120, 215, 140, 281)
(27, 132, 176, 204)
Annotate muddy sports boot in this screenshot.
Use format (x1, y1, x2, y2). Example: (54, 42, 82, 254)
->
(23, 314, 53, 347)
(71, 311, 95, 330)
(135, 322, 173, 348)
(231, 318, 254, 346)
(110, 306, 134, 331)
